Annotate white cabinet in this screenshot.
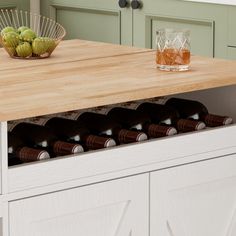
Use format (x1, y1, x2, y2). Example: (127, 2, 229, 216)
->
(150, 154, 236, 236)
(9, 174, 149, 236)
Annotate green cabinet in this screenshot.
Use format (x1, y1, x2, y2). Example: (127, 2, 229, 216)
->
(40, 0, 132, 45)
(40, 0, 236, 60)
(0, 0, 29, 11)
(227, 7, 236, 59)
(133, 0, 228, 58)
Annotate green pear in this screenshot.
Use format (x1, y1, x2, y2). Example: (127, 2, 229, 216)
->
(20, 29, 36, 42)
(16, 42, 32, 58)
(32, 37, 56, 55)
(3, 31, 20, 47)
(1, 26, 17, 36)
(18, 26, 30, 34)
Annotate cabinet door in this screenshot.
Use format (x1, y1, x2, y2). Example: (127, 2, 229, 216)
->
(227, 47, 236, 60)
(0, 0, 29, 11)
(133, 0, 228, 58)
(151, 154, 236, 236)
(9, 174, 148, 236)
(40, 0, 132, 45)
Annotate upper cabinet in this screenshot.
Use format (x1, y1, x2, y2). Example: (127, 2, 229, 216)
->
(132, 0, 228, 58)
(40, 0, 133, 45)
(0, 0, 29, 11)
(40, 0, 236, 60)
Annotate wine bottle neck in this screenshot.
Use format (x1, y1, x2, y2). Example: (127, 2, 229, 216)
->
(83, 134, 116, 150)
(117, 129, 147, 144)
(16, 147, 50, 162)
(52, 141, 84, 156)
(176, 119, 206, 132)
(145, 123, 177, 138)
(203, 114, 233, 127)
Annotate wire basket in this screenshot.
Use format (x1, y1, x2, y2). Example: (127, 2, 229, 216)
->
(0, 9, 66, 59)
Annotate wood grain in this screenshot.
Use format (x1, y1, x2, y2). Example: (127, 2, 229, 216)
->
(0, 41, 236, 121)
(0, 39, 150, 71)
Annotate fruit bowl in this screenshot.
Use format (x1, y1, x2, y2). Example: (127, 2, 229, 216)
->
(0, 9, 66, 59)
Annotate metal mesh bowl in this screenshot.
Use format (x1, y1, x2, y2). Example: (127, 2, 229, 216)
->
(0, 9, 66, 59)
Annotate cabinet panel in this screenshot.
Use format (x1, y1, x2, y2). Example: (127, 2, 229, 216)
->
(9, 174, 149, 236)
(0, 0, 29, 11)
(150, 154, 236, 236)
(57, 8, 119, 44)
(227, 47, 236, 60)
(40, 0, 132, 45)
(133, 0, 228, 58)
(150, 16, 214, 56)
(228, 7, 236, 47)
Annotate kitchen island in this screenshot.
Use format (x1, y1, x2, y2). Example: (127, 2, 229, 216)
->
(0, 39, 236, 236)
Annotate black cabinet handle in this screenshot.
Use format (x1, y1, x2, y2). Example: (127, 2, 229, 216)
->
(131, 0, 142, 9)
(118, 0, 128, 8)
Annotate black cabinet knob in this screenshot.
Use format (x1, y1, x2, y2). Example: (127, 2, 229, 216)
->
(131, 0, 142, 9)
(119, 0, 128, 8)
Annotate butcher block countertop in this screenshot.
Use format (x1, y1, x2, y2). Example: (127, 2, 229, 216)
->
(0, 39, 236, 122)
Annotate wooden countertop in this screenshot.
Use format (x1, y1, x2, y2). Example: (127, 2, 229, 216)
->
(0, 39, 236, 121)
(0, 39, 150, 72)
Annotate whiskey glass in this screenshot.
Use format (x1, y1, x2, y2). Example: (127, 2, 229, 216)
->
(156, 29, 190, 71)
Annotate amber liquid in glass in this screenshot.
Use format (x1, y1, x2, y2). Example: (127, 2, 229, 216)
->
(156, 48, 190, 71)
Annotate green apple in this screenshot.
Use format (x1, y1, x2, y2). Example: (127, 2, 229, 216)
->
(45, 37, 56, 53)
(3, 31, 20, 47)
(20, 29, 36, 42)
(6, 46, 16, 56)
(18, 26, 30, 34)
(16, 42, 32, 58)
(32, 37, 56, 55)
(1, 26, 16, 36)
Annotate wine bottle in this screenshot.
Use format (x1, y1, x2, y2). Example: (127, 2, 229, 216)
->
(8, 122, 84, 157)
(97, 106, 178, 138)
(23, 116, 116, 150)
(8, 132, 50, 165)
(58, 111, 148, 144)
(135, 102, 206, 132)
(166, 98, 233, 127)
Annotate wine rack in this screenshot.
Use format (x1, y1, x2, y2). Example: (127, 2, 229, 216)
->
(5, 88, 235, 193)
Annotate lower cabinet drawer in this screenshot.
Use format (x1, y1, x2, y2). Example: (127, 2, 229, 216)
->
(9, 174, 149, 236)
(150, 154, 236, 236)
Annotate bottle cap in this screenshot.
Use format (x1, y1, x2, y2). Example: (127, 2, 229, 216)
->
(72, 144, 84, 154)
(136, 132, 148, 141)
(104, 138, 116, 148)
(223, 117, 233, 125)
(166, 127, 178, 136)
(38, 150, 50, 160)
(195, 121, 206, 130)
